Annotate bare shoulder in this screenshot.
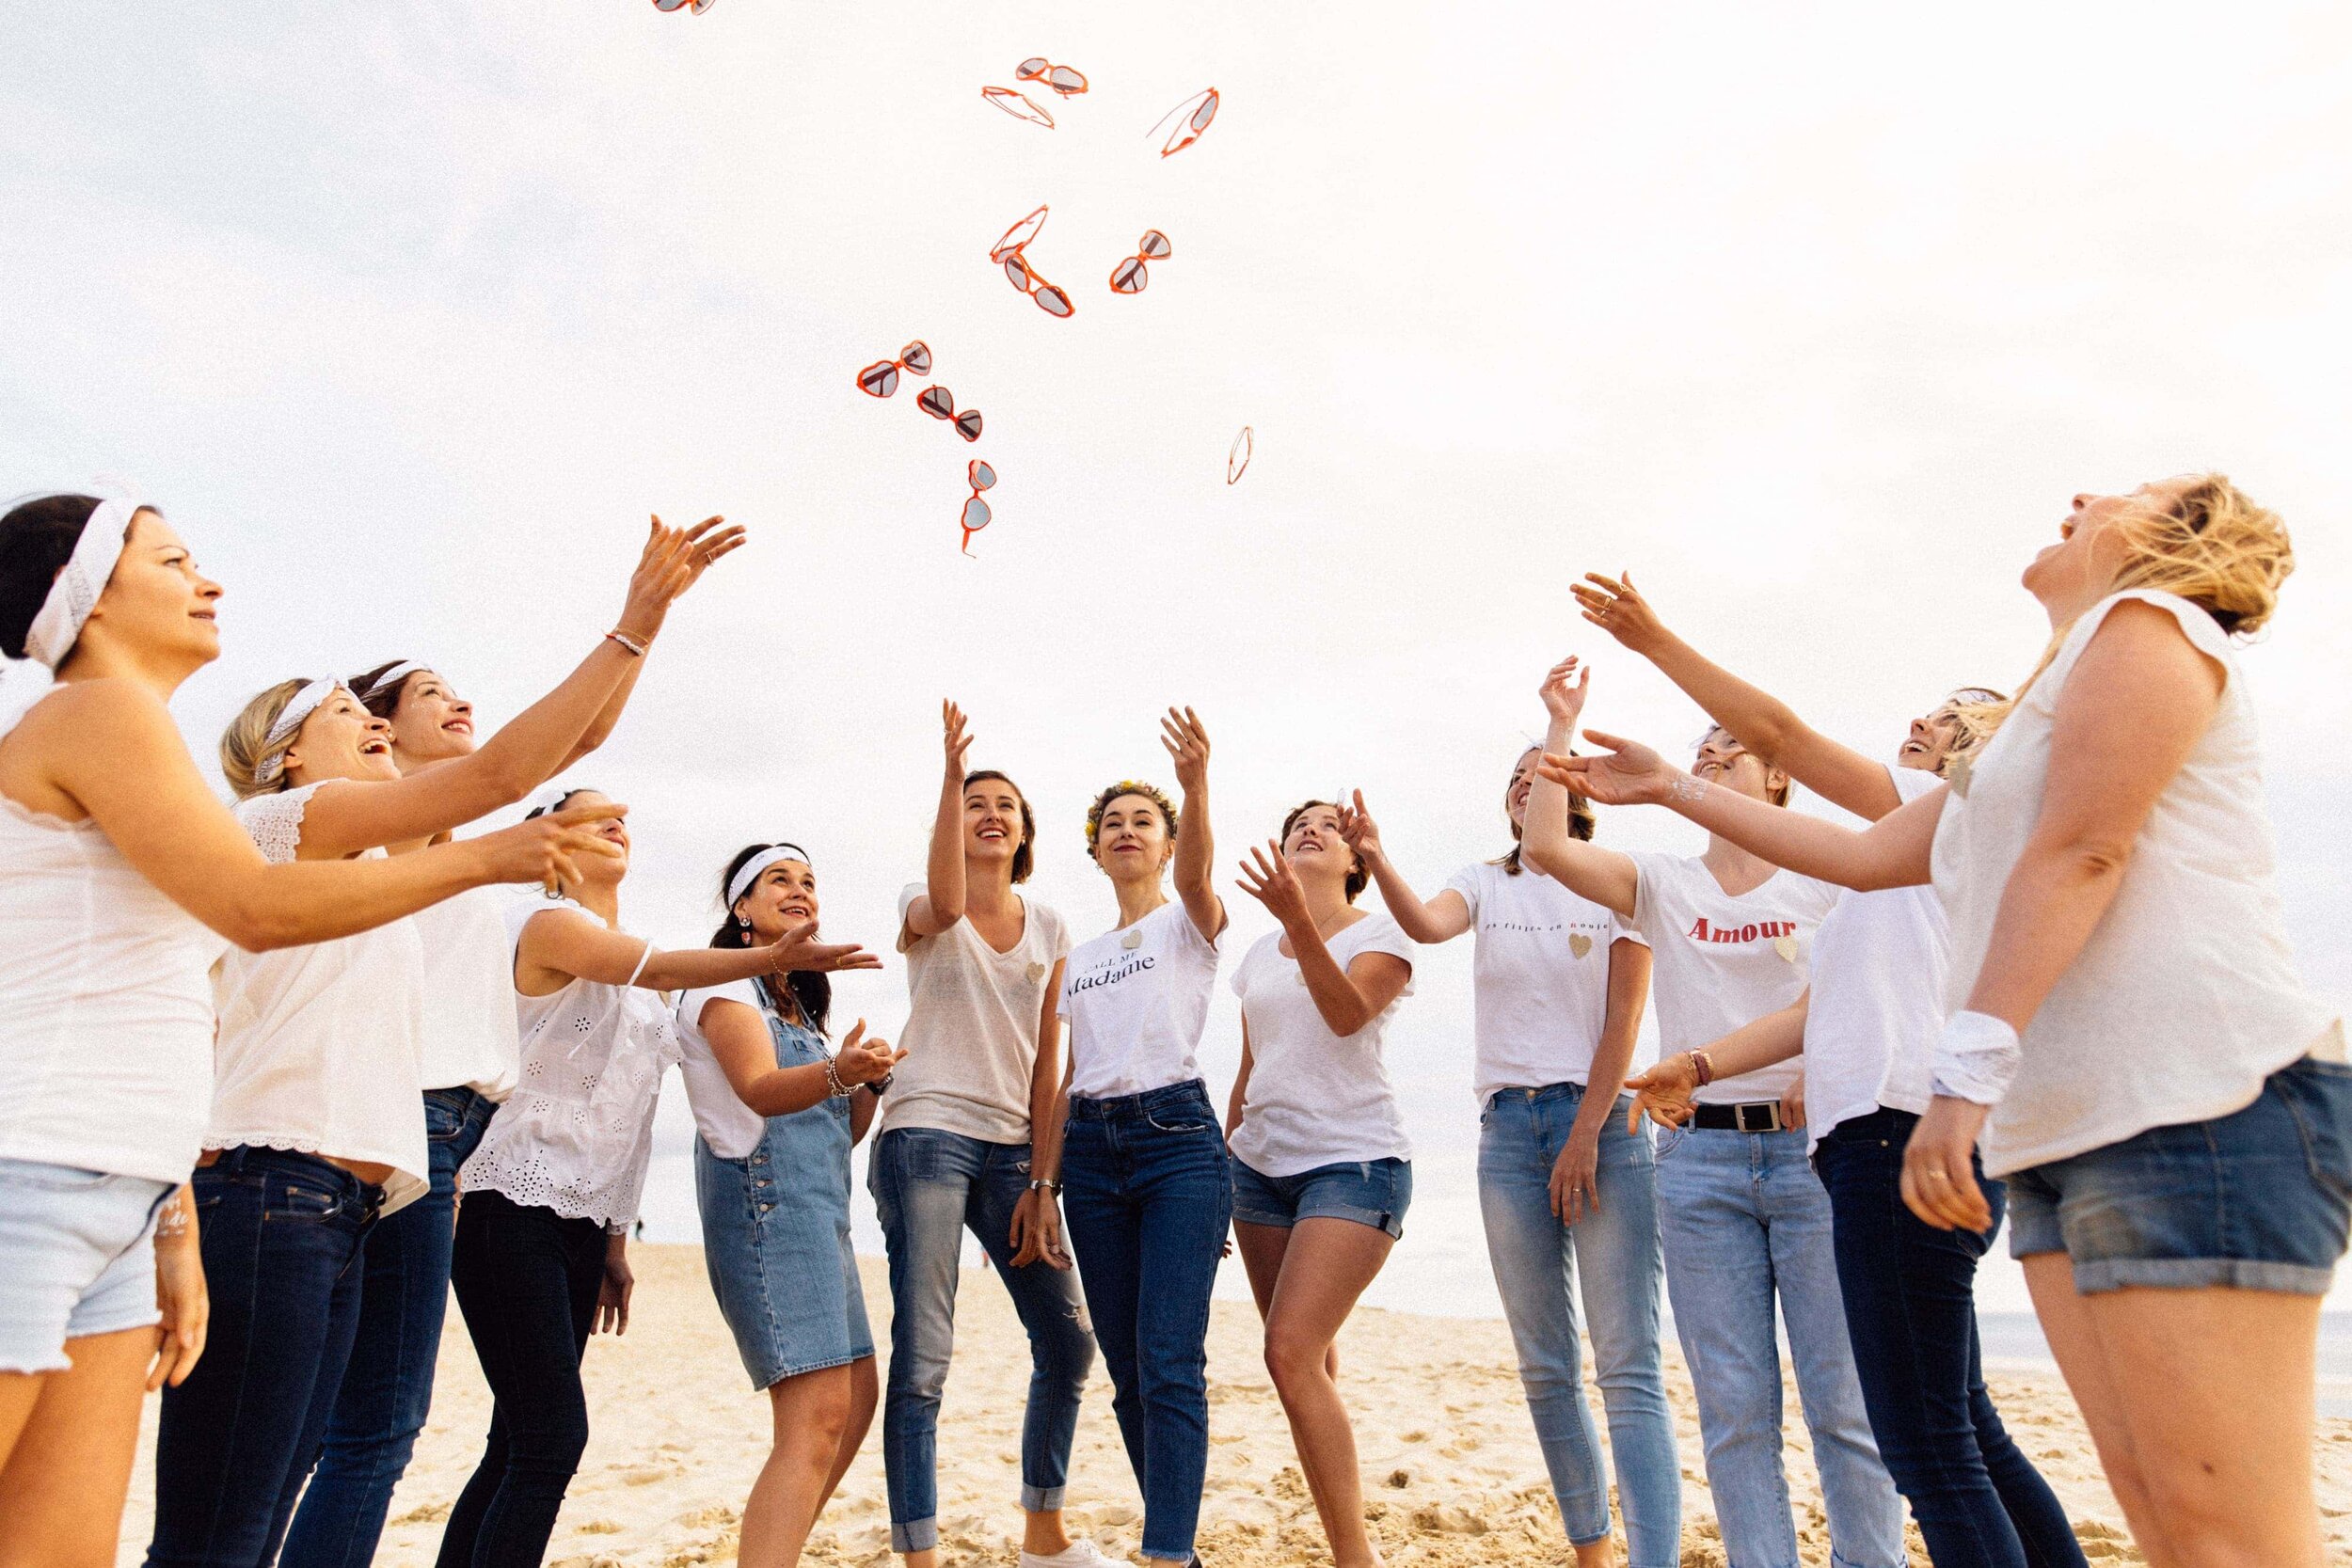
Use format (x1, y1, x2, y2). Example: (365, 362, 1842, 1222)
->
(15, 676, 175, 741)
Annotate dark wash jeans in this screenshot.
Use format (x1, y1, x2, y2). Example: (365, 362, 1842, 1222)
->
(437, 1190, 611, 1568)
(281, 1087, 499, 1568)
(146, 1148, 383, 1568)
(1815, 1108, 2088, 1568)
(1060, 1080, 1232, 1564)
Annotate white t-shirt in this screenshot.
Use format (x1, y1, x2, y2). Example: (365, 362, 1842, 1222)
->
(1227, 911, 1417, 1177)
(1062, 900, 1223, 1101)
(880, 884, 1072, 1145)
(1802, 766, 1951, 1149)
(675, 977, 774, 1161)
(1628, 850, 1841, 1103)
(412, 884, 523, 1101)
(1932, 589, 2343, 1177)
(1444, 859, 1645, 1106)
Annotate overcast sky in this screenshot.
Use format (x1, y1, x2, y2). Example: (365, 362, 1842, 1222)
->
(7, 2, 2347, 1313)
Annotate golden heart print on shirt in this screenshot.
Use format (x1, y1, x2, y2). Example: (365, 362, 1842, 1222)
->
(1568, 933, 1594, 959)
(1027, 961, 1047, 982)
(1773, 934, 1800, 962)
(1121, 928, 1144, 950)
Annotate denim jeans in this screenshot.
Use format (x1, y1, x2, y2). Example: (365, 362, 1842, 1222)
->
(1060, 1081, 1232, 1563)
(281, 1087, 499, 1568)
(1655, 1125, 1904, 1568)
(868, 1126, 1097, 1553)
(1817, 1109, 2087, 1568)
(1477, 1085, 1680, 1567)
(146, 1148, 382, 1568)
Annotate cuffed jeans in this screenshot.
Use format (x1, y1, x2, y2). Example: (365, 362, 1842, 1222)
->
(869, 1127, 1097, 1554)
(282, 1087, 498, 1568)
(1478, 1085, 1680, 1567)
(1817, 1108, 2086, 1568)
(1061, 1081, 1231, 1563)
(146, 1148, 383, 1568)
(1656, 1125, 1904, 1568)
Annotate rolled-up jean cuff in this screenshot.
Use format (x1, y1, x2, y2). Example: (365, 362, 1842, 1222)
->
(2070, 1255, 2339, 1297)
(890, 1517, 938, 1552)
(1022, 1482, 1066, 1513)
(1139, 1553, 1192, 1563)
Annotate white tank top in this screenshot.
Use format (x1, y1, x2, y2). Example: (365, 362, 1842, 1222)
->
(0, 690, 226, 1185)
(1931, 589, 2342, 1177)
(412, 884, 523, 1101)
(207, 783, 430, 1212)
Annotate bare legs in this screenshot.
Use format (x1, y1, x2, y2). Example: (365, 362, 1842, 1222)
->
(739, 1355, 879, 1568)
(2025, 1256, 2326, 1567)
(1234, 1217, 1397, 1568)
(0, 1327, 155, 1568)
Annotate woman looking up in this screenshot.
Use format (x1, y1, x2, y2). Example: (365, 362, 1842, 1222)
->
(870, 704, 1101, 1568)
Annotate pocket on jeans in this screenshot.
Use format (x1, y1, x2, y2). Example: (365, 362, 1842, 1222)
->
(2280, 1059, 2352, 1203)
(1, 1161, 115, 1194)
(263, 1180, 343, 1223)
(1144, 1108, 1213, 1134)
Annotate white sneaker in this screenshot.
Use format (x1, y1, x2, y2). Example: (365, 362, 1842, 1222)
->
(1019, 1541, 1116, 1568)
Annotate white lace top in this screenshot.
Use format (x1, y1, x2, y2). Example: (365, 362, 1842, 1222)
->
(460, 898, 680, 1231)
(208, 782, 431, 1212)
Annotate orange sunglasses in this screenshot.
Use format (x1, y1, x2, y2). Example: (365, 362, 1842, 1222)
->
(855, 341, 932, 400)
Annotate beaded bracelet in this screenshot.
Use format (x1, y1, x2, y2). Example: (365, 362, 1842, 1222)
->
(604, 628, 649, 658)
(1691, 1049, 1715, 1087)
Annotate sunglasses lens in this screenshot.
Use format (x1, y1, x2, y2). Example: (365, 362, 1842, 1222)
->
(1036, 286, 1073, 318)
(653, 0, 689, 9)
(1018, 57, 1047, 77)
(858, 362, 898, 398)
(1111, 258, 1146, 293)
(1004, 256, 1034, 290)
(918, 388, 954, 419)
(955, 410, 984, 442)
(1139, 230, 1171, 260)
(900, 341, 931, 374)
(1050, 66, 1086, 93)
(1191, 91, 1218, 132)
(961, 497, 993, 532)
(970, 460, 996, 489)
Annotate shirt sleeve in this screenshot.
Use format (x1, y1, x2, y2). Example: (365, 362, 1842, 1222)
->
(1043, 903, 1072, 964)
(1441, 863, 1485, 922)
(1612, 911, 1650, 949)
(1624, 850, 1672, 942)
(231, 782, 322, 865)
(1347, 914, 1418, 988)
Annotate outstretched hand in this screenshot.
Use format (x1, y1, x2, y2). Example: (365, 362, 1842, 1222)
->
(1335, 789, 1384, 866)
(1624, 1054, 1701, 1134)
(1571, 571, 1666, 653)
(766, 920, 884, 974)
(1160, 706, 1212, 795)
(941, 701, 975, 781)
(619, 515, 745, 639)
(832, 1020, 906, 1085)
(1234, 840, 1311, 930)
(1538, 729, 1680, 808)
(1538, 656, 1593, 730)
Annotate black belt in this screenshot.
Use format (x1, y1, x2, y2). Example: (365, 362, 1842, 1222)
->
(1690, 1101, 1788, 1133)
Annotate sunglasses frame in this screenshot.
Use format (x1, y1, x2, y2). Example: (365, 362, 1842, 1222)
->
(981, 86, 1056, 128)
(1148, 87, 1219, 158)
(991, 205, 1049, 264)
(855, 341, 932, 399)
(1109, 230, 1172, 294)
(915, 387, 986, 442)
(1002, 251, 1074, 318)
(1227, 425, 1253, 485)
(961, 460, 997, 555)
(1016, 57, 1089, 97)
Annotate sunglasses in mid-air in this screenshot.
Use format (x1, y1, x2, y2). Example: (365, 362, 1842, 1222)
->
(1016, 57, 1089, 97)
(917, 386, 985, 442)
(1110, 230, 1172, 294)
(961, 460, 996, 554)
(855, 341, 932, 400)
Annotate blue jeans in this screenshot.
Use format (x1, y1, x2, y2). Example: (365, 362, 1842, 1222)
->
(1817, 1109, 2086, 1568)
(280, 1088, 498, 1568)
(1060, 1081, 1232, 1564)
(868, 1127, 1097, 1554)
(1655, 1126, 1904, 1568)
(146, 1148, 383, 1568)
(1477, 1085, 1680, 1567)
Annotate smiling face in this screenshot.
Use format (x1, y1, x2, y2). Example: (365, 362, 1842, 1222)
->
(1280, 800, 1366, 900)
(1503, 746, 1539, 832)
(557, 789, 632, 887)
(962, 773, 1033, 880)
(731, 857, 818, 943)
(1898, 705, 1965, 773)
(385, 670, 475, 766)
(80, 508, 222, 673)
(2022, 479, 2192, 625)
(1091, 792, 1173, 883)
(1693, 726, 1790, 806)
(284, 689, 399, 786)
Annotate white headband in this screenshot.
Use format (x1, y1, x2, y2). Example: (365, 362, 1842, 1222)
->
(23, 494, 142, 670)
(727, 843, 811, 909)
(525, 784, 580, 818)
(253, 677, 349, 785)
(361, 659, 433, 702)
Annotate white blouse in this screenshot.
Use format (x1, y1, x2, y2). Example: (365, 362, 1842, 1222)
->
(208, 783, 430, 1212)
(461, 898, 680, 1231)
(412, 885, 523, 1101)
(0, 692, 227, 1186)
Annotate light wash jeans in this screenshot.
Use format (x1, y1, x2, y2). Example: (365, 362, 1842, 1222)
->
(1655, 1125, 1905, 1568)
(1478, 1084, 1681, 1568)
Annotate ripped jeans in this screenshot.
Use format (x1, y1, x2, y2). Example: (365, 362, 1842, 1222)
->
(869, 1128, 1097, 1553)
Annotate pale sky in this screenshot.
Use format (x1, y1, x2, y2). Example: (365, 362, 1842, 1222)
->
(7, 2, 2348, 1315)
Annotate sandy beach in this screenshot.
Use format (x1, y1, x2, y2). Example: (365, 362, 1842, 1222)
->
(114, 1245, 2351, 1566)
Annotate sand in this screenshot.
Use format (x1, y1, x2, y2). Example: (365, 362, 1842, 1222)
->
(113, 1244, 2351, 1566)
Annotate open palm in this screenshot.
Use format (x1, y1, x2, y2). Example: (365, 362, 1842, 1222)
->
(1538, 730, 1678, 806)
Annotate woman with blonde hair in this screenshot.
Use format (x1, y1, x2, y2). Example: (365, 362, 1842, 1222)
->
(1549, 477, 2349, 1563)
(0, 491, 604, 1568)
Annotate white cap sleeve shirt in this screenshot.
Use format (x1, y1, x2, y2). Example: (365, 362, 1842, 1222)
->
(1444, 860, 1645, 1106)
(1800, 765, 1951, 1150)
(880, 883, 1072, 1144)
(1932, 589, 2342, 1178)
(1227, 911, 1417, 1178)
(207, 784, 431, 1212)
(411, 885, 524, 1101)
(1627, 849, 1842, 1104)
(675, 977, 774, 1161)
(1061, 900, 1223, 1101)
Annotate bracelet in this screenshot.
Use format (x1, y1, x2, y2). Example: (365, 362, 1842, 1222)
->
(1691, 1049, 1715, 1087)
(1667, 773, 1708, 806)
(1028, 1177, 1063, 1196)
(865, 1072, 895, 1096)
(604, 628, 649, 658)
(823, 1058, 854, 1099)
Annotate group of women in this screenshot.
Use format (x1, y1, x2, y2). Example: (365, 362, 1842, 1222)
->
(0, 471, 2344, 1568)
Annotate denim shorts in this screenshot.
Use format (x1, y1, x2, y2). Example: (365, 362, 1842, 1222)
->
(0, 1158, 174, 1373)
(1228, 1151, 1412, 1240)
(2007, 1055, 2352, 1295)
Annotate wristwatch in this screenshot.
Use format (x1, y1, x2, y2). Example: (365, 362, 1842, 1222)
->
(864, 1072, 895, 1096)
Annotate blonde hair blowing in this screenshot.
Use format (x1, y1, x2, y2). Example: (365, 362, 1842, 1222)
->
(220, 678, 310, 799)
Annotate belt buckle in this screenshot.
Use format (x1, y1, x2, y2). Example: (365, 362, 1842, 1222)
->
(1736, 1102, 1779, 1133)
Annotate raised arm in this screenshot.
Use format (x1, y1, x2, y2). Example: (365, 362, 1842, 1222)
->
(1161, 707, 1227, 942)
(1576, 572, 1900, 819)
(518, 909, 880, 995)
(699, 999, 902, 1118)
(1234, 845, 1411, 1038)
(902, 701, 974, 941)
(1339, 790, 1472, 943)
(1519, 658, 1638, 917)
(301, 516, 743, 856)
(40, 681, 612, 950)
(1540, 725, 1941, 892)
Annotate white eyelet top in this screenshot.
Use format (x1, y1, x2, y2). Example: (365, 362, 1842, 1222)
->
(0, 690, 228, 1186)
(208, 783, 431, 1212)
(460, 898, 680, 1231)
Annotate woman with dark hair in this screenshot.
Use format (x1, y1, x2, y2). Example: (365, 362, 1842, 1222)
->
(0, 492, 603, 1568)
(1335, 755, 1673, 1568)
(437, 788, 878, 1568)
(277, 515, 740, 1568)
(675, 841, 900, 1568)
(1047, 710, 1230, 1568)
(870, 702, 1101, 1568)
(1223, 799, 1416, 1568)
